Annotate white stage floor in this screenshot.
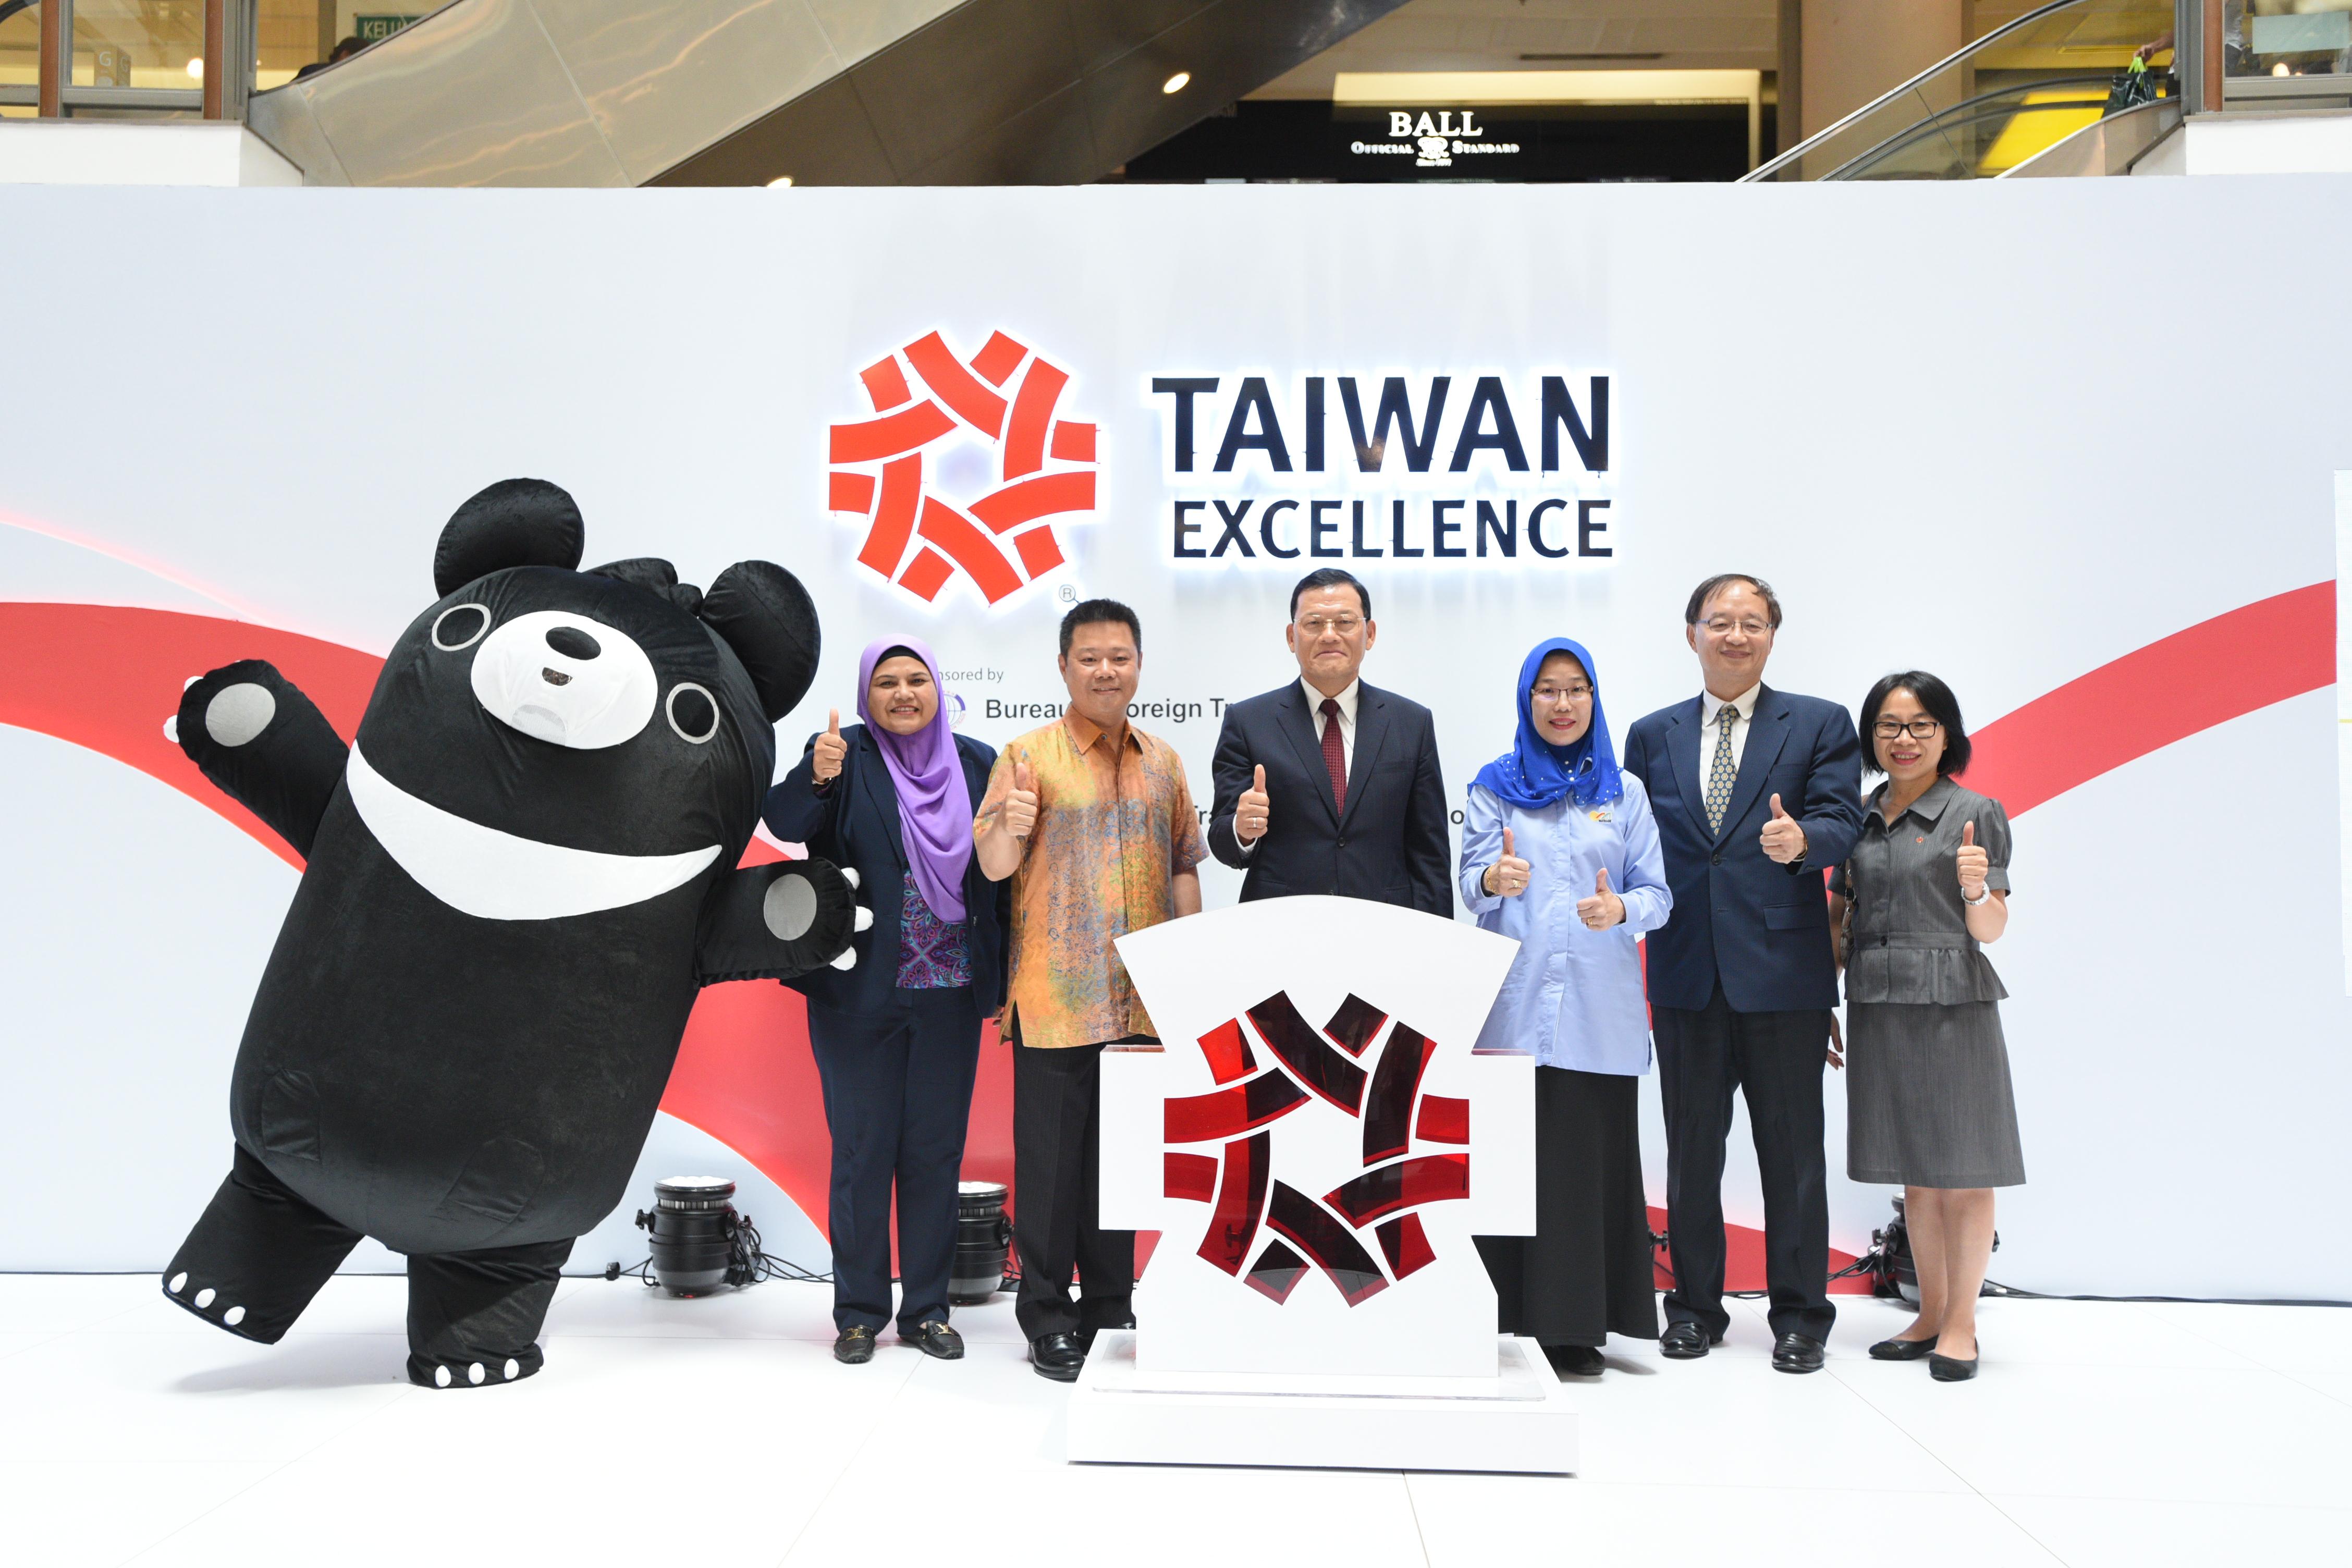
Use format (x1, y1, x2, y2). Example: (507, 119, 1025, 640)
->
(5, 1273, 2345, 1566)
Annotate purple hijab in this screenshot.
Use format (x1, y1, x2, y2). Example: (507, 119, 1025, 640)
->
(855, 635, 970, 923)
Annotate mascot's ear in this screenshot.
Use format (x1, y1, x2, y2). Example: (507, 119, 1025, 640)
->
(700, 562, 820, 724)
(434, 479, 586, 597)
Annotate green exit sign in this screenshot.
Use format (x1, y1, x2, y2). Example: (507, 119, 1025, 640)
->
(353, 15, 422, 43)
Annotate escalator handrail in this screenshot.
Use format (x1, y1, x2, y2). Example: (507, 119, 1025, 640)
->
(1742, 0, 2119, 182)
(1816, 72, 2129, 181)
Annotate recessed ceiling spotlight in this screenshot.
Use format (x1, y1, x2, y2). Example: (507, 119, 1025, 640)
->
(1162, 71, 1191, 95)
(767, 175, 794, 187)
(186, 57, 204, 80)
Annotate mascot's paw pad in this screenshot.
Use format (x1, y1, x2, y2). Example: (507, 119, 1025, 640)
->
(419, 1356, 530, 1390)
(760, 866, 866, 970)
(162, 1271, 250, 1331)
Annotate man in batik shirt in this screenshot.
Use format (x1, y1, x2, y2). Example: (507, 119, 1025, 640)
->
(975, 598, 1204, 1381)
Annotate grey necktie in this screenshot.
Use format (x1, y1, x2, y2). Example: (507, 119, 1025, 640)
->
(1704, 703, 1740, 835)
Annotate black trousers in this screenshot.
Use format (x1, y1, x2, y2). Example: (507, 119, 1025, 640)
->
(1011, 1038, 1140, 1341)
(1652, 984, 1836, 1342)
(807, 988, 983, 1333)
(1477, 1065, 1661, 1349)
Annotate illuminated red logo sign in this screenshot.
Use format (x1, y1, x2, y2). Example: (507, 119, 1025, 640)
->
(1163, 991, 1468, 1306)
(827, 331, 1098, 606)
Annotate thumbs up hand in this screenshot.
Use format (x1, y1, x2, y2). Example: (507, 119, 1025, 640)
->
(1577, 865, 1626, 930)
(811, 708, 847, 785)
(1003, 756, 1040, 840)
(1236, 764, 1271, 844)
(1759, 790, 1808, 864)
(1485, 826, 1533, 898)
(1956, 819, 1989, 901)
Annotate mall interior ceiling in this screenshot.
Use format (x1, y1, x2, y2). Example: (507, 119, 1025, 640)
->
(1, 1, 2196, 186)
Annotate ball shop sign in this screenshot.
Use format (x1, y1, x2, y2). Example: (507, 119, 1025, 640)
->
(1352, 110, 1525, 170)
(1152, 373, 1614, 569)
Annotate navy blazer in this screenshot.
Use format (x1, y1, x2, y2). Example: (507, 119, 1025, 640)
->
(760, 724, 1008, 1016)
(1207, 680, 1453, 917)
(1621, 685, 1862, 1013)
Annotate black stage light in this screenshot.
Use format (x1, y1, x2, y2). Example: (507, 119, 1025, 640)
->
(635, 1175, 741, 1296)
(949, 1180, 1012, 1304)
(1871, 1194, 2000, 1303)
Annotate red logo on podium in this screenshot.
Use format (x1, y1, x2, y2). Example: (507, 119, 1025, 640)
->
(826, 331, 1098, 606)
(1161, 991, 1470, 1307)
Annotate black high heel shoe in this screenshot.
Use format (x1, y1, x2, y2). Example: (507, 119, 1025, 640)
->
(1869, 1336, 1938, 1362)
(1928, 1342, 1980, 1381)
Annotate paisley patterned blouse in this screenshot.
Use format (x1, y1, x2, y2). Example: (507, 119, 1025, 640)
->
(895, 873, 973, 990)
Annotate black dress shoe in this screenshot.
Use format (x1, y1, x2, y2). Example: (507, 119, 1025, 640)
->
(1030, 1331, 1085, 1382)
(1545, 1344, 1606, 1377)
(1659, 1322, 1723, 1359)
(832, 1325, 876, 1365)
(1869, 1336, 1939, 1362)
(903, 1320, 964, 1360)
(1929, 1345, 1980, 1382)
(1771, 1332, 1827, 1374)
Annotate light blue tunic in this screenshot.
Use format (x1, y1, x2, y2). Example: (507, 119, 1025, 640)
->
(1458, 776, 1672, 1074)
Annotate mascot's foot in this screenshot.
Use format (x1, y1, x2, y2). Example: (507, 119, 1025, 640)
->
(406, 1344, 544, 1390)
(164, 1146, 363, 1344)
(405, 1236, 573, 1390)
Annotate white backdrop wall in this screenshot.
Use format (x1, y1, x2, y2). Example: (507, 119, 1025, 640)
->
(4, 179, 2347, 1298)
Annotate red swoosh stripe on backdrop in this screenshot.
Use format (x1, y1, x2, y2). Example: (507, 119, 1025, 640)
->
(2, 582, 2333, 1283)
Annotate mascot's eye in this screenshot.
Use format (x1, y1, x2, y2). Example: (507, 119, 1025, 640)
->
(431, 604, 492, 652)
(666, 683, 719, 744)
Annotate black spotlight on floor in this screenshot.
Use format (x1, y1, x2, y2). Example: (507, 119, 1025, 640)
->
(635, 1176, 741, 1296)
(948, 1180, 1012, 1304)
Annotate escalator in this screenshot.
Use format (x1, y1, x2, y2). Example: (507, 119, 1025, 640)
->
(1745, 0, 2183, 182)
(244, 0, 1411, 187)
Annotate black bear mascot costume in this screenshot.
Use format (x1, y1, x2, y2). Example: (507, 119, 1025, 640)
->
(160, 479, 865, 1389)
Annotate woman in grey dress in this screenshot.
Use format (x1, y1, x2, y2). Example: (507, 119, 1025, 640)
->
(1829, 671, 2022, 1382)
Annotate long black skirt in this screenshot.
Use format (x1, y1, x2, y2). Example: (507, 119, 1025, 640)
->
(1475, 1065, 1661, 1348)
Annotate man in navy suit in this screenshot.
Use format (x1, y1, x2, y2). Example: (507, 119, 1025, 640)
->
(1207, 568, 1451, 916)
(1622, 574, 1861, 1374)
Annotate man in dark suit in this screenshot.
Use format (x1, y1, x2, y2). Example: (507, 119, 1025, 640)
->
(1207, 568, 1451, 915)
(1622, 573, 1862, 1374)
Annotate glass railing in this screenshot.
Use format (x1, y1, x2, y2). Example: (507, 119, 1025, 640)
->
(1746, 0, 2179, 181)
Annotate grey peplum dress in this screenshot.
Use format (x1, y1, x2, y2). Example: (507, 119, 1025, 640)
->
(1833, 776, 2026, 1189)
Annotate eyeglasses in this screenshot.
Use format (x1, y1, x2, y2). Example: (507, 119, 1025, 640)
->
(1872, 718, 1942, 740)
(1700, 617, 1772, 638)
(1297, 615, 1363, 636)
(1530, 683, 1592, 704)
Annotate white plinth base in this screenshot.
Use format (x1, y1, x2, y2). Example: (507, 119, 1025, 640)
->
(1066, 1332, 1578, 1474)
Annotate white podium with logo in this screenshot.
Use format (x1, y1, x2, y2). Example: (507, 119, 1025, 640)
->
(1069, 897, 1577, 1474)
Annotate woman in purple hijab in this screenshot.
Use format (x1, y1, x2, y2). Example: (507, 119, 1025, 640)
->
(763, 636, 1008, 1366)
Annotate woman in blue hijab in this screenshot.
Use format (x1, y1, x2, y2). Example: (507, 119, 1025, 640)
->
(1460, 637, 1672, 1378)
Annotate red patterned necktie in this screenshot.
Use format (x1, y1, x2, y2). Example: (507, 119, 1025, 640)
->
(1320, 697, 1348, 816)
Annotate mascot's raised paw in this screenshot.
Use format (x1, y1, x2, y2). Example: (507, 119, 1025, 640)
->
(160, 477, 832, 1388)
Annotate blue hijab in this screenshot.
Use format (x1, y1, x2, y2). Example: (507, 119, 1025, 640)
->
(1472, 637, 1623, 811)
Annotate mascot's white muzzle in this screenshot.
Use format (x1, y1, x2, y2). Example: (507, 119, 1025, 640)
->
(468, 610, 658, 749)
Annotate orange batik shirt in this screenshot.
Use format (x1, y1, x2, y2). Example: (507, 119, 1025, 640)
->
(973, 712, 1206, 1049)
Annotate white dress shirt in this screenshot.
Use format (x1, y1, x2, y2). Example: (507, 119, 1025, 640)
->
(1238, 678, 1359, 854)
(1698, 682, 1761, 787)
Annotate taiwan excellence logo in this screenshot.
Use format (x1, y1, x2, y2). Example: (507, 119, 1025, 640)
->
(1165, 990, 1468, 1305)
(826, 330, 1098, 607)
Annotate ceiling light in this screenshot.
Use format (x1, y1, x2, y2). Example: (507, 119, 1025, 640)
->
(767, 175, 794, 187)
(1162, 71, 1190, 95)
(186, 57, 204, 80)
